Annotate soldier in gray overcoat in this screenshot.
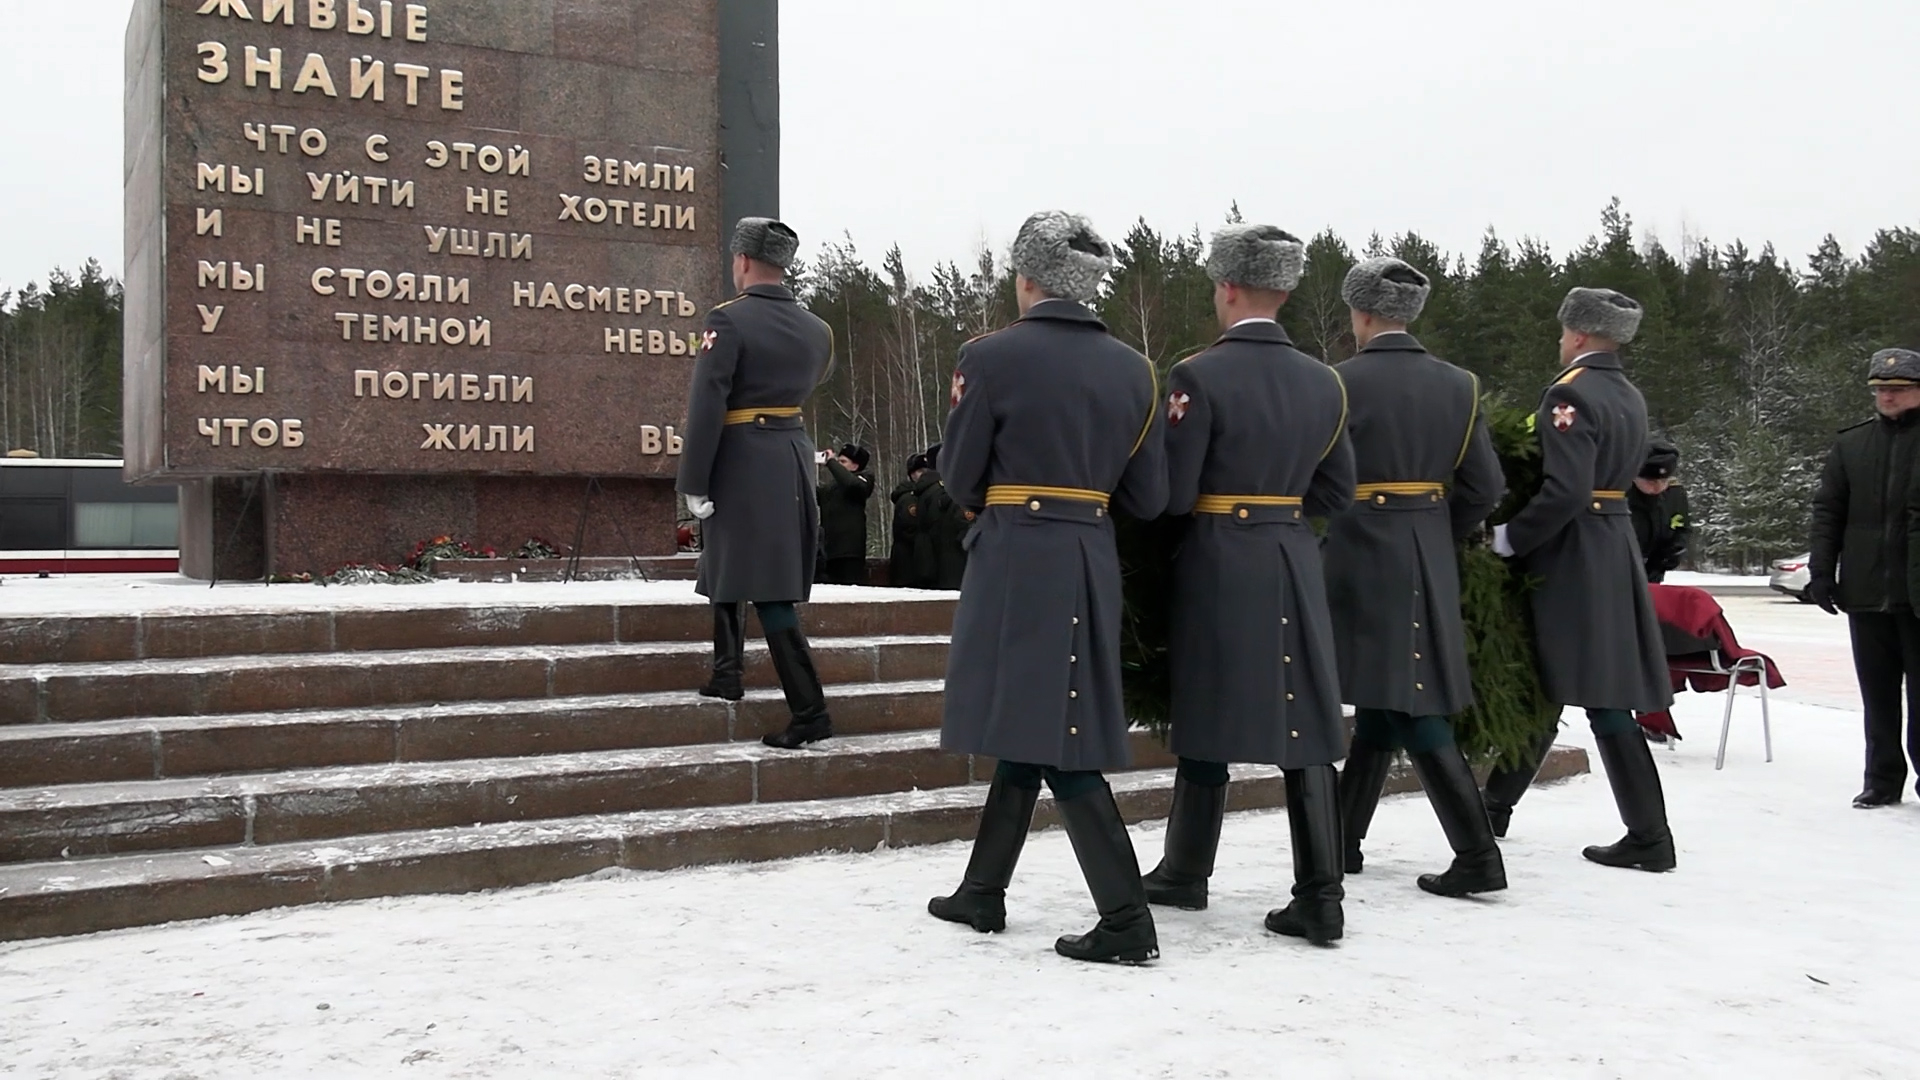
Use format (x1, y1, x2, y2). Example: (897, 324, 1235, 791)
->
(676, 218, 839, 751)
(1130, 225, 1356, 946)
(927, 211, 1170, 965)
(1484, 288, 1677, 871)
(1325, 257, 1510, 899)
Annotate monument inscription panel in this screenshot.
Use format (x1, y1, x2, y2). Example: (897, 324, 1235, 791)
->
(125, 0, 722, 482)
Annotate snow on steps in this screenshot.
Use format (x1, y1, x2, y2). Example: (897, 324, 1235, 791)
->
(0, 681, 947, 788)
(0, 590, 958, 665)
(0, 745, 1591, 942)
(0, 635, 950, 724)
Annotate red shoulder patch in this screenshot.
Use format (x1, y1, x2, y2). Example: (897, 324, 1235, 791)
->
(1167, 391, 1191, 427)
(1551, 403, 1577, 432)
(950, 371, 967, 408)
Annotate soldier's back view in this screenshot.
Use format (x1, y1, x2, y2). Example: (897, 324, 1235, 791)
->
(1325, 257, 1508, 898)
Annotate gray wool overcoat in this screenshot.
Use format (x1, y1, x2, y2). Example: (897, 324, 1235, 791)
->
(938, 300, 1169, 772)
(1163, 320, 1356, 768)
(675, 283, 834, 605)
(1325, 332, 1505, 718)
(1505, 352, 1673, 713)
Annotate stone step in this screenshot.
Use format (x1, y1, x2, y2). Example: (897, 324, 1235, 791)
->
(0, 724, 1185, 865)
(0, 746, 1591, 942)
(0, 681, 947, 789)
(0, 729, 972, 864)
(0, 595, 956, 666)
(0, 635, 950, 725)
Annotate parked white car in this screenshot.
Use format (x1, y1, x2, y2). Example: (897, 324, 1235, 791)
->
(1770, 554, 1812, 602)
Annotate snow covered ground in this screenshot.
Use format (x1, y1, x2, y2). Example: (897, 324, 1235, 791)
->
(3, 598, 1915, 1078)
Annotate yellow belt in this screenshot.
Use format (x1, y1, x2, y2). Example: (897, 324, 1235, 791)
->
(1354, 482, 1445, 503)
(984, 485, 1111, 510)
(1592, 490, 1626, 500)
(724, 406, 803, 425)
(1193, 494, 1304, 515)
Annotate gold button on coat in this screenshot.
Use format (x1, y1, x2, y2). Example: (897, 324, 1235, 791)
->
(1413, 652, 1422, 660)
(1029, 500, 1042, 511)
(1069, 727, 1079, 735)
(1069, 690, 1078, 699)
(1415, 682, 1425, 690)
(1237, 508, 1249, 519)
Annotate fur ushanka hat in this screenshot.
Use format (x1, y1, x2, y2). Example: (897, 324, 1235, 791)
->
(1010, 211, 1114, 304)
(731, 217, 800, 270)
(1558, 287, 1644, 345)
(1341, 256, 1431, 323)
(1206, 224, 1305, 292)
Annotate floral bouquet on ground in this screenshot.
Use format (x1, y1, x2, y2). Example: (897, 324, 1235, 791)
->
(405, 535, 497, 573)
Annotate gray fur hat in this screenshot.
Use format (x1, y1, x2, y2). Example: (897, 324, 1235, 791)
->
(1010, 211, 1114, 303)
(1341, 256, 1431, 323)
(730, 217, 800, 270)
(1207, 224, 1305, 292)
(1558, 287, 1644, 344)
(1867, 348, 1920, 386)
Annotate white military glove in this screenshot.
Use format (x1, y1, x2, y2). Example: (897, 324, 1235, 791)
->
(686, 494, 716, 520)
(1492, 523, 1515, 557)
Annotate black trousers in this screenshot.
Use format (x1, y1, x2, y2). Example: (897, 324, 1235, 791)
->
(1848, 612, 1920, 793)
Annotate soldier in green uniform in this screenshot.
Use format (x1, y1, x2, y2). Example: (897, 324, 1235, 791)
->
(1325, 257, 1509, 898)
(1136, 225, 1356, 945)
(1486, 288, 1677, 871)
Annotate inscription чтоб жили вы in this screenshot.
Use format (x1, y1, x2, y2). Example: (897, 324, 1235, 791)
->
(127, 0, 722, 480)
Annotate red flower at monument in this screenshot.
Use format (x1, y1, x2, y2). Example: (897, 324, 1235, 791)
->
(1167, 391, 1191, 427)
(950, 371, 967, 408)
(1551, 403, 1578, 432)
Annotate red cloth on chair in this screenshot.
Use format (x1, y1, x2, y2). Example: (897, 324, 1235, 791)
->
(1647, 583, 1787, 693)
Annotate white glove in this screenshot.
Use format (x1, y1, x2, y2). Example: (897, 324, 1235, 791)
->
(686, 494, 715, 520)
(1492, 523, 1514, 557)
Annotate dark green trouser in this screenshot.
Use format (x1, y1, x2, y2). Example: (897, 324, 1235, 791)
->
(1352, 709, 1457, 754)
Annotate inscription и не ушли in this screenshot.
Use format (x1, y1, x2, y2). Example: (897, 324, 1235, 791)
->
(127, 0, 722, 480)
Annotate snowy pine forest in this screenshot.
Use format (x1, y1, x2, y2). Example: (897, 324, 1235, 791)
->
(799, 201, 1920, 572)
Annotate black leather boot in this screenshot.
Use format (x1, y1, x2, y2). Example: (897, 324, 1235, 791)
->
(1265, 765, 1345, 945)
(1480, 720, 1560, 838)
(1583, 729, 1678, 872)
(928, 776, 1040, 932)
(1411, 744, 1508, 897)
(1338, 744, 1394, 875)
(1053, 783, 1160, 965)
(1142, 775, 1227, 910)
(760, 625, 833, 749)
(698, 603, 745, 701)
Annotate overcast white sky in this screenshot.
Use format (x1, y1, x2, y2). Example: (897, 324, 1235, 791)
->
(2, 0, 1915, 296)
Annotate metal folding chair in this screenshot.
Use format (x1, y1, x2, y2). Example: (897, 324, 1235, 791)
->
(1668, 649, 1774, 770)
